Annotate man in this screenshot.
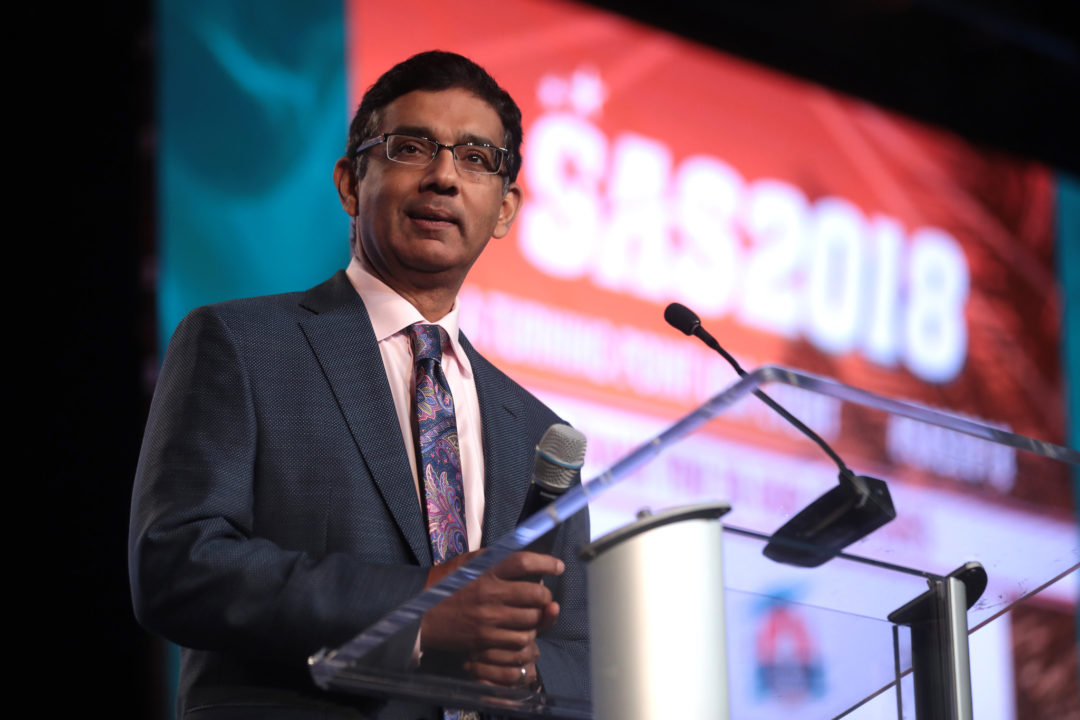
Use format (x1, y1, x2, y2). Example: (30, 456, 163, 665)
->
(130, 51, 589, 718)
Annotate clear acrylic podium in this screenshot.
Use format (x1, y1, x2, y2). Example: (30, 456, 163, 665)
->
(308, 366, 1079, 719)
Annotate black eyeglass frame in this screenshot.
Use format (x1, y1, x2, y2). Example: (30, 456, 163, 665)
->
(352, 133, 510, 176)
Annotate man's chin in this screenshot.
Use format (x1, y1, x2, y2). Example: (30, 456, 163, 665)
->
(400, 237, 487, 275)
(398, 254, 470, 283)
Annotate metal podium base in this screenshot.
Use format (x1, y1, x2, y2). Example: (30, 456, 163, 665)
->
(581, 502, 732, 720)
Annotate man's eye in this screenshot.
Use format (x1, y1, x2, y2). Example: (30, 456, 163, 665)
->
(460, 147, 495, 169)
(388, 137, 433, 161)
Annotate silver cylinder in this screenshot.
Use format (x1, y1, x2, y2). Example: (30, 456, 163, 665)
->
(581, 503, 731, 720)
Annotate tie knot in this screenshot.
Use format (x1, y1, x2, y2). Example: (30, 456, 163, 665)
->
(408, 323, 448, 363)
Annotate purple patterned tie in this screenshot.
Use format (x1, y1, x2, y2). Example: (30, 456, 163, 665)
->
(409, 326, 482, 720)
(408, 324, 468, 564)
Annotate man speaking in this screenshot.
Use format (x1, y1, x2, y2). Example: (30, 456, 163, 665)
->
(130, 51, 589, 718)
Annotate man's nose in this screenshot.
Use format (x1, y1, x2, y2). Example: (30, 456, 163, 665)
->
(420, 146, 460, 192)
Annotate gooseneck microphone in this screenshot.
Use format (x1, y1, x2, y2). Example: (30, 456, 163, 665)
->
(664, 302, 896, 567)
(664, 303, 849, 474)
(517, 424, 587, 561)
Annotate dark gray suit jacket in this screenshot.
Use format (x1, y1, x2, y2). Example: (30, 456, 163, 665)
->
(129, 271, 589, 718)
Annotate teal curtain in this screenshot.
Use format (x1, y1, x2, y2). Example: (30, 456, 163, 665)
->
(1056, 174, 1080, 655)
(158, 0, 348, 351)
(1059, 175, 1080, 490)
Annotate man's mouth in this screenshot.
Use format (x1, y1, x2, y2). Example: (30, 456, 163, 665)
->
(407, 207, 459, 228)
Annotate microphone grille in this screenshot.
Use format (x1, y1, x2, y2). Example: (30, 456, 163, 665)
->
(664, 303, 700, 335)
(533, 424, 587, 493)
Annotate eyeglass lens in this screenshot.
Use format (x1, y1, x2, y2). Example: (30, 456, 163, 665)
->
(385, 134, 502, 174)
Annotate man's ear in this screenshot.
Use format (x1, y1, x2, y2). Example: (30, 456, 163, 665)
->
(333, 156, 359, 216)
(492, 182, 523, 239)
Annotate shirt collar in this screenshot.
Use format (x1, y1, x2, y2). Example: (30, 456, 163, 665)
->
(345, 254, 470, 373)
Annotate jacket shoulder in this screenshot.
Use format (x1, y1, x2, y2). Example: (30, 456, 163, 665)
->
(171, 271, 357, 338)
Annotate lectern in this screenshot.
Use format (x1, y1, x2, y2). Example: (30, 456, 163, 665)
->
(309, 366, 1079, 719)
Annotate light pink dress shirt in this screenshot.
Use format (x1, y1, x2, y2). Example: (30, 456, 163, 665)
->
(345, 255, 485, 551)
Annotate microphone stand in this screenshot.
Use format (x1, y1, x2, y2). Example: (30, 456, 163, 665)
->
(664, 303, 896, 567)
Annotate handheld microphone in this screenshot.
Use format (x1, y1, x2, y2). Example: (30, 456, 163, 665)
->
(518, 424, 587, 560)
(664, 302, 895, 567)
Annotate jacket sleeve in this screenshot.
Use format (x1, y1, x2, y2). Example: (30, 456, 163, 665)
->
(128, 306, 428, 664)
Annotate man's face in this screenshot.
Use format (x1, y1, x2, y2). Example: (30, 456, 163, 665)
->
(335, 88, 521, 302)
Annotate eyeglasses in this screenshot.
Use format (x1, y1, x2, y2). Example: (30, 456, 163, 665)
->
(353, 133, 508, 176)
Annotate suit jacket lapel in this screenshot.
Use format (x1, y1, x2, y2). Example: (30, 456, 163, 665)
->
(298, 272, 431, 565)
(462, 335, 531, 545)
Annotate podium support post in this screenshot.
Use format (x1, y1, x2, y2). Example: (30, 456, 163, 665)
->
(889, 562, 986, 720)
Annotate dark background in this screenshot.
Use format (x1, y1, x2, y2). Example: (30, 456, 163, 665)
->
(38, 1, 1076, 716)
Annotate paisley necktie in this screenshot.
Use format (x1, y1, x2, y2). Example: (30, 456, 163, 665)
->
(408, 323, 468, 563)
(408, 324, 479, 720)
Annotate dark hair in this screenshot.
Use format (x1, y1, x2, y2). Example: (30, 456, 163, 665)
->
(346, 50, 523, 183)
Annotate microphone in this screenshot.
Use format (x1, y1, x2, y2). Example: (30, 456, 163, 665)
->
(664, 303, 895, 567)
(665, 303, 742, 371)
(518, 424, 587, 559)
(663, 302, 701, 335)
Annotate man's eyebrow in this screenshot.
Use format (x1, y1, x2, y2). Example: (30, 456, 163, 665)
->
(458, 132, 501, 148)
(389, 125, 434, 139)
(389, 125, 500, 147)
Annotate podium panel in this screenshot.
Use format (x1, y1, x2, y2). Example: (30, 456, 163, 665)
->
(310, 366, 1078, 719)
